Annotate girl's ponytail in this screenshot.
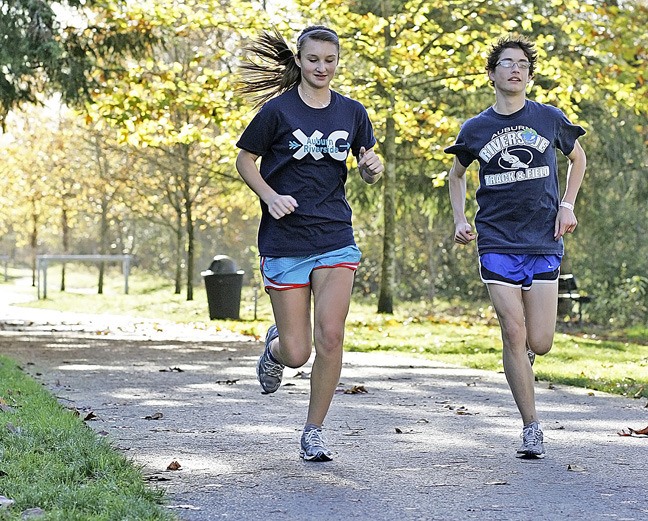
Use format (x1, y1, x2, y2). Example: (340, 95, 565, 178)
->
(237, 29, 301, 107)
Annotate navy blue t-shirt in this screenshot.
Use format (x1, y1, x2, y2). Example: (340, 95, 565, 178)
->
(445, 100, 585, 255)
(236, 87, 376, 257)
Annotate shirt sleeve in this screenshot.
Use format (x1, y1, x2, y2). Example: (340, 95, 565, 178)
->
(350, 103, 377, 157)
(444, 134, 475, 168)
(555, 111, 586, 156)
(236, 103, 278, 156)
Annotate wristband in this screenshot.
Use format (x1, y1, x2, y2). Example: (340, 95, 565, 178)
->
(559, 201, 574, 211)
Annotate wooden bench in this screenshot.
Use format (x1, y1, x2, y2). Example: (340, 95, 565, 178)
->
(558, 273, 592, 321)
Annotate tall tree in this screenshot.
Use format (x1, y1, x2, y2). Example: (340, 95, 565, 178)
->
(294, 0, 648, 312)
(0, 0, 160, 130)
(88, 0, 265, 300)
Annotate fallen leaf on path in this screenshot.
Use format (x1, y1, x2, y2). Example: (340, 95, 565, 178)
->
(344, 385, 368, 394)
(166, 460, 182, 471)
(81, 410, 98, 421)
(395, 427, 414, 434)
(567, 464, 586, 472)
(294, 371, 310, 379)
(215, 379, 238, 385)
(167, 504, 201, 511)
(146, 475, 172, 482)
(144, 412, 164, 420)
(617, 425, 648, 437)
(485, 481, 508, 485)
(159, 367, 184, 372)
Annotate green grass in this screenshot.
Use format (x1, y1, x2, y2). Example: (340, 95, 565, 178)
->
(5, 264, 648, 400)
(343, 310, 648, 399)
(0, 356, 175, 521)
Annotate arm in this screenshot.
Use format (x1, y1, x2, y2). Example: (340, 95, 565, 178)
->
(554, 140, 587, 239)
(357, 146, 384, 185)
(448, 157, 476, 244)
(235, 149, 298, 219)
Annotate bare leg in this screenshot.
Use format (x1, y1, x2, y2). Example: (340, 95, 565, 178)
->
(487, 284, 537, 426)
(522, 281, 558, 357)
(307, 267, 355, 426)
(267, 287, 313, 368)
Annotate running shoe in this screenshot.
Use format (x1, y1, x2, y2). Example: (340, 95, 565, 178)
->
(256, 325, 283, 393)
(516, 421, 545, 458)
(300, 428, 333, 462)
(526, 346, 536, 366)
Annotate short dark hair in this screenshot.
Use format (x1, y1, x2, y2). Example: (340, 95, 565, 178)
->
(486, 35, 537, 76)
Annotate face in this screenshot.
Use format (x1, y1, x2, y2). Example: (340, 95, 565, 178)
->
(295, 38, 339, 89)
(488, 47, 532, 94)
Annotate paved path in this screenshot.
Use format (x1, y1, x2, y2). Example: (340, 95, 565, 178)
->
(1, 285, 647, 520)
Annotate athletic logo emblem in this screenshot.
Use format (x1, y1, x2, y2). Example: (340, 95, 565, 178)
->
(290, 129, 351, 161)
(499, 148, 532, 169)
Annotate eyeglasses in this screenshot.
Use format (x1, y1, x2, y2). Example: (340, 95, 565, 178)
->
(496, 59, 531, 70)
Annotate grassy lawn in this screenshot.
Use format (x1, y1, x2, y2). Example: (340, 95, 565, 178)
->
(0, 355, 175, 521)
(6, 264, 647, 399)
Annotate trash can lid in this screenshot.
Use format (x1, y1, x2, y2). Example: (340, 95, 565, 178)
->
(208, 255, 238, 274)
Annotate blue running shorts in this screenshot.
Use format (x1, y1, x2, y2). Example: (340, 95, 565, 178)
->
(260, 245, 362, 292)
(479, 253, 561, 290)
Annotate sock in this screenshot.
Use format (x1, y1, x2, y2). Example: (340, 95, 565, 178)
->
(266, 347, 282, 365)
(303, 423, 321, 433)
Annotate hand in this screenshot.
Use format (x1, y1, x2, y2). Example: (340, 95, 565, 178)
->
(554, 206, 577, 240)
(454, 222, 476, 245)
(358, 146, 384, 181)
(267, 194, 298, 220)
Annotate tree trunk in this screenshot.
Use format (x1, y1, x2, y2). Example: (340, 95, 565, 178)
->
(174, 221, 183, 294)
(98, 201, 109, 295)
(60, 207, 69, 291)
(181, 143, 194, 301)
(30, 203, 38, 288)
(377, 115, 396, 313)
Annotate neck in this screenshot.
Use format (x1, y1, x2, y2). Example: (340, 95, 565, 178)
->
(298, 84, 331, 108)
(492, 91, 526, 115)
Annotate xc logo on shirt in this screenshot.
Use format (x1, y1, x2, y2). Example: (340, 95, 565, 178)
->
(290, 129, 350, 161)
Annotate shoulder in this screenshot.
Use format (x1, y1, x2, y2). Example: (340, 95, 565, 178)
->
(258, 89, 297, 113)
(331, 90, 368, 113)
(526, 100, 565, 119)
(458, 107, 495, 133)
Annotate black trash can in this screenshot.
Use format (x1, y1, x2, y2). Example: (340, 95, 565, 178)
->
(201, 255, 244, 320)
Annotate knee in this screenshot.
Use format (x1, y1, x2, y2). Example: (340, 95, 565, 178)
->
(527, 333, 553, 356)
(500, 319, 527, 349)
(276, 335, 312, 368)
(314, 325, 344, 359)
